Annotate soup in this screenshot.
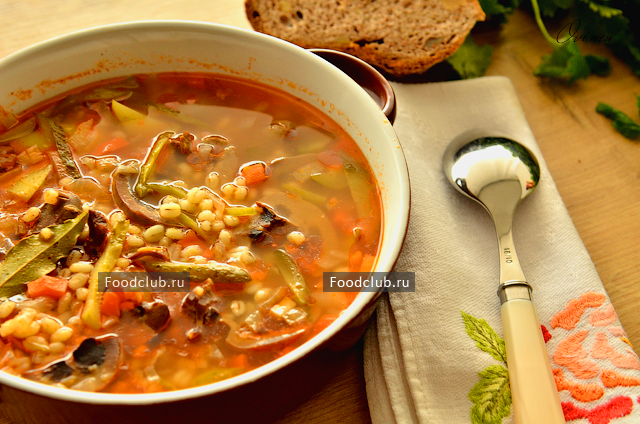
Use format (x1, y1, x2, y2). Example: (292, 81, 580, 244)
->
(0, 73, 381, 393)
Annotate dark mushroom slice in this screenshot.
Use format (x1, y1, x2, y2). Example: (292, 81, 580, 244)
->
(42, 361, 74, 382)
(33, 190, 83, 231)
(128, 245, 171, 262)
(140, 300, 172, 333)
(169, 131, 195, 155)
(25, 334, 123, 392)
(112, 165, 212, 241)
(226, 325, 307, 351)
(240, 201, 296, 246)
(180, 281, 225, 325)
(83, 209, 109, 260)
(112, 170, 168, 227)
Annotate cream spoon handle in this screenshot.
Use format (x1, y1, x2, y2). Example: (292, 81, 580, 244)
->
(501, 298, 565, 424)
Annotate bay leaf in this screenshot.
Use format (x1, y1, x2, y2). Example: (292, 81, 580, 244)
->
(0, 211, 88, 298)
(37, 114, 82, 179)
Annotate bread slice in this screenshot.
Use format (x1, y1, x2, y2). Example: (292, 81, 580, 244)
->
(245, 0, 485, 77)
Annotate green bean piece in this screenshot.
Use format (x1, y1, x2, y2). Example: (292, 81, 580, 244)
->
(135, 131, 174, 198)
(82, 215, 130, 330)
(225, 206, 258, 217)
(144, 181, 188, 199)
(139, 260, 250, 284)
(274, 249, 312, 306)
(176, 213, 213, 242)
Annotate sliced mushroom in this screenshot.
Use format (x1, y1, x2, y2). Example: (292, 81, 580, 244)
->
(226, 325, 307, 351)
(136, 300, 172, 333)
(127, 245, 171, 262)
(83, 209, 109, 260)
(33, 190, 83, 231)
(241, 201, 295, 246)
(111, 170, 171, 228)
(181, 281, 225, 325)
(169, 131, 195, 155)
(26, 334, 122, 392)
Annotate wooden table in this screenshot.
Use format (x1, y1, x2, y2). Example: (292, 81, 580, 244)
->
(1, 1, 639, 423)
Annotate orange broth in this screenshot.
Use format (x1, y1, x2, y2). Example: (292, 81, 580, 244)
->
(0, 73, 381, 393)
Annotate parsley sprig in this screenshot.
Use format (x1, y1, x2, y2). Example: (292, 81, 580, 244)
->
(446, 0, 639, 82)
(445, 0, 640, 139)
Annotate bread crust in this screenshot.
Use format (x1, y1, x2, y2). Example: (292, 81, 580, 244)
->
(245, 0, 485, 77)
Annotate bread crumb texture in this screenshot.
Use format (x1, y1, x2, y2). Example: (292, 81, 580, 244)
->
(245, 0, 485, 77)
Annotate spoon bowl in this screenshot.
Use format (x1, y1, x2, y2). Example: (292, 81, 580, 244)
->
(443, 136, 565, 424)
(444, 136, 540, 205)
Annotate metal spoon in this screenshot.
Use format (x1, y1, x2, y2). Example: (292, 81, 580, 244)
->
(443, 136, 565, 424)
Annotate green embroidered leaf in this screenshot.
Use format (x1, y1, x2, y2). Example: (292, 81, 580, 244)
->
(461, 311, 507, 363)
(469, 365, 512, 424)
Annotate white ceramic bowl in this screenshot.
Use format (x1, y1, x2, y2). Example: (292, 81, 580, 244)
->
(0, 21, 410, 424)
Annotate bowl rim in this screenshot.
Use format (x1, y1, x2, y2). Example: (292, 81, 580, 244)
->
(0, 19, 411, 404)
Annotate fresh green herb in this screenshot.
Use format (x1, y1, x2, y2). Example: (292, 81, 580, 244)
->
(596, 101, 640, 139)
(533, 43, 591, 83)
(585, 54, 612, 76)
(0, 212, 88, 298)
(476, 0, 517, 20)
(461, 0, 640, 82)
(446, 36, 494, 79)
(454, 0, 639, 140)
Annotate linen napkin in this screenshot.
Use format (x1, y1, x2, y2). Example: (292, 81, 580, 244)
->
(363, 76, 640, 424)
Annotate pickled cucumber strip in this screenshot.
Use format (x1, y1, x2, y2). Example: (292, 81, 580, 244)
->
(274, 249, 312, 306)
(7, 164, 52, 202)
(344, 161, 373, 218)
